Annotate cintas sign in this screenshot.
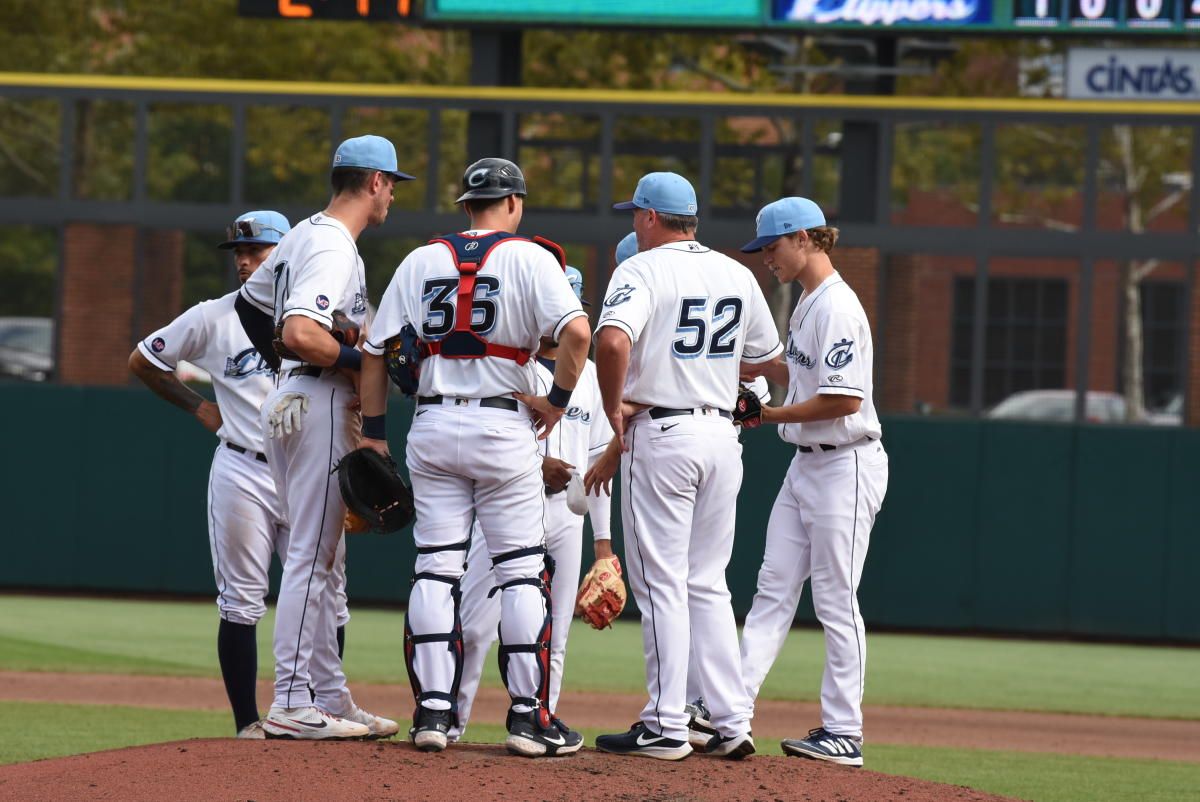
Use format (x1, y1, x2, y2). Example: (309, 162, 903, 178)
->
(1067, 48, 1200, 100)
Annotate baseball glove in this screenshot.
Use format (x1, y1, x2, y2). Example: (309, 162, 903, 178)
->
(732, 384, 763, 429)
(334, 447, 415, 534)
(384, 323, 426, 396)
(574, 555, 626, 630)
(273, 310, 360, 362)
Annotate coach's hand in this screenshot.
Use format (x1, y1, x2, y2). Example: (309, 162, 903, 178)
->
(584, 435, 621, 497)
(514, 393, 566, 440)
(542, 457, 575, 493)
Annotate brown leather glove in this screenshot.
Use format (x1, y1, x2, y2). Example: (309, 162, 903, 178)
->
(574, 555, 627, 629)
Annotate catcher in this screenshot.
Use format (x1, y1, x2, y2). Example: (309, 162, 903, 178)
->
(449, 266, 621, 744)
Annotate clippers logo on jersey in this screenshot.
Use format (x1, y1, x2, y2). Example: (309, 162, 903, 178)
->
(825, 338, 854, 370)
(786, 335, 815, 368)
(316, 295, 330, 311)
(352, 291, 367, 315)
(604, 284, 637, 307)
(564, 406, 591, 423)
(224, 347, 273, 380)
(151, 337, 166, 353)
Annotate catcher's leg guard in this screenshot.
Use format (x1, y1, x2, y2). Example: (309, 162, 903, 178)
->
(404, 540, 469, 726)
(489, 546, 554, 726)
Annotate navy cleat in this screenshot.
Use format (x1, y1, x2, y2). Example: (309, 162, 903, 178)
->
(781, 727, 863, 767)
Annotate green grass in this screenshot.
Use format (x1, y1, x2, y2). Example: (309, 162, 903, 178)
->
(2, 595, 1198, 719)
(3, 701, 1197, 802)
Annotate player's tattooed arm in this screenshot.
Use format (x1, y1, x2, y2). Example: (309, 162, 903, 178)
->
(128, 349, 223, 433)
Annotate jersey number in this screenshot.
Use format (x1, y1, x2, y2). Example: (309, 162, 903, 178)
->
(672, 297, 743, 359)
(422, 276, 500, 338)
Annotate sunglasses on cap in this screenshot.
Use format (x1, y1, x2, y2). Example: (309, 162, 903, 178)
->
(225, 219, 286, 242)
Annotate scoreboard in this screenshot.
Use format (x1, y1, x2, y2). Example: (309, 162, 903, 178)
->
(239, 0, 1200, 33)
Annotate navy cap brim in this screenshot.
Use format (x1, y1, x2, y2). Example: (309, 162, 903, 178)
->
(612, 200, 641, 211)
(218, 238, 275, 250)
(387, 170, 417, 181)
(740, 233, 783, 253)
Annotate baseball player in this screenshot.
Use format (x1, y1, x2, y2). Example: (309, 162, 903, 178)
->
(592, 172, 783, 761)
(737, 196, 889, 768)
(129, 211, 292, 739)
(451, 266, 614, 742)
(358, 158, 591, 757)
(238, 135, 412, 740)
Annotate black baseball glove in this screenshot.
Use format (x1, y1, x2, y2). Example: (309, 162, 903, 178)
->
(334, 447, 415, 534)
(384, 323, 426, 396)
(732, 384, 763, 429)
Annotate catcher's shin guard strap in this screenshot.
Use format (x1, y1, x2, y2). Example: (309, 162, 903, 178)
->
(490, 544, 546, 567)
(403, 573, 464, 725)
(495, 571, 554, 713)
(416, 539, 470, 555)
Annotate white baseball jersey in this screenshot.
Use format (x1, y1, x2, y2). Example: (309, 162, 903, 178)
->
(778, 271, 882, 447)
(596, 241, 783, 410)
(138, 290, 274, 452)
(364, 231, 585, 398)
(240, 213, 369, 369)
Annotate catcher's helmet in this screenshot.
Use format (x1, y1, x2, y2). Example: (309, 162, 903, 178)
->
(455, 158, 527, 204)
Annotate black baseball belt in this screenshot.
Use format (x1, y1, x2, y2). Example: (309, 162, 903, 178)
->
(648, 406, 733, 421)
(417, 395, 519, 412)
(797, 436, 874, 454)
(287, 365, 323, 379)
(226, 442, 268, 463)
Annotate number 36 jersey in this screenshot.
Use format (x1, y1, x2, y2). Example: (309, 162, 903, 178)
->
(363, 230, 586, 398)
(596, 240, 783, 411)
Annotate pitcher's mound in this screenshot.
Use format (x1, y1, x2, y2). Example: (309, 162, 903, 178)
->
(0, 739, 1023, 802)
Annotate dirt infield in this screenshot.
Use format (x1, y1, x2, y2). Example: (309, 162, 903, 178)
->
(0, 739, 1023, 802)
(4, 671, 1199, 763)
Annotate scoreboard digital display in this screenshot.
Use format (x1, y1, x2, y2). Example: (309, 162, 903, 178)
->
(240, 0, 1200, 33)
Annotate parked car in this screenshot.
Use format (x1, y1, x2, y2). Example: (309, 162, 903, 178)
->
(986, 389, 1128, 424)
(0, 316, 53, 382)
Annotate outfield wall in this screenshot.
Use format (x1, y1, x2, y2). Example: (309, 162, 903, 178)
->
(3, 384, 1196, 642)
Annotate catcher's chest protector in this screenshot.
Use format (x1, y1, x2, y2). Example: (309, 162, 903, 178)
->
(425, 232, 566, 365)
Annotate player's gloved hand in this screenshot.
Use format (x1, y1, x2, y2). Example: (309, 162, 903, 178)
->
(575, 553, 627, 630)
(542, 456, 575, 494)
(732, 384, 763, 429)
(268, 392, 309, 439)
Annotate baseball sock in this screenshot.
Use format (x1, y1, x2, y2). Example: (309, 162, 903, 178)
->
(217, 619, 260, 731)
(337, 624, 345, 660)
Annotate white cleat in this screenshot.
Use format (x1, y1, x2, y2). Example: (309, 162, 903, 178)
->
(262, 706, 371, 740)
(341, 705, 401, 739)
(236, 721, 266, 740)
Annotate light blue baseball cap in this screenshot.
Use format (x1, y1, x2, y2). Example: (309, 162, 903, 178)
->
(615, 232, 638, 265)
(741, 197, 826, 253)
(332, 134, 415, 181)
(218, 210, 291, 249)
(613, 172, 698, 216)
(565, 265, 591, 306)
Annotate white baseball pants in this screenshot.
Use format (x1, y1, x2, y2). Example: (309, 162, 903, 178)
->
(621, 411, 751, 742)
(740, 440, 888, 739)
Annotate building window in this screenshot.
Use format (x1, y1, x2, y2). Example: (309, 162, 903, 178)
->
(950, 277, 1069, 408)
(1137, 281, 1186, 412)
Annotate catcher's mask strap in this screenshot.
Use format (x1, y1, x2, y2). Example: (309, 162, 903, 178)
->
(417, 540, 470, 555)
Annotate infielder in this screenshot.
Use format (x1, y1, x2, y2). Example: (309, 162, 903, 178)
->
(238, 135, 411, 740)
(738, 196, 889, 768)
(130, 211, 294, 739)
(358, 158, 591, 757)
(592, 172, 783, 761)
(452, 266, 614, 741)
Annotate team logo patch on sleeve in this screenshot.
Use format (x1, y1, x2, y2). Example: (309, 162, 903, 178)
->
(316, 295, 330, 310)
(604, 284, 636, 307)
(151, 337, 166, 352)
(825, 338, 854, 369)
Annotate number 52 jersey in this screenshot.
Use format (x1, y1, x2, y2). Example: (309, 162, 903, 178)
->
(596, 241, 783, 411)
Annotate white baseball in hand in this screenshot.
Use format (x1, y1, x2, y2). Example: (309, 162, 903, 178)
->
(268, 392, 309, 439)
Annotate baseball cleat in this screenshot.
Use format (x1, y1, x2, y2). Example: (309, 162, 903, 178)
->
(595, 722, 693, 761)
(705, 731, 755, 760)
(235, 721, 266, 740)
(409, 706, 452, 753)
(341, 705, 400, 739)
(685, 697, 716, 750)
(262, 706, 371, 740)
(505, 709, 584, 758)
(781, 727, 864, 767)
